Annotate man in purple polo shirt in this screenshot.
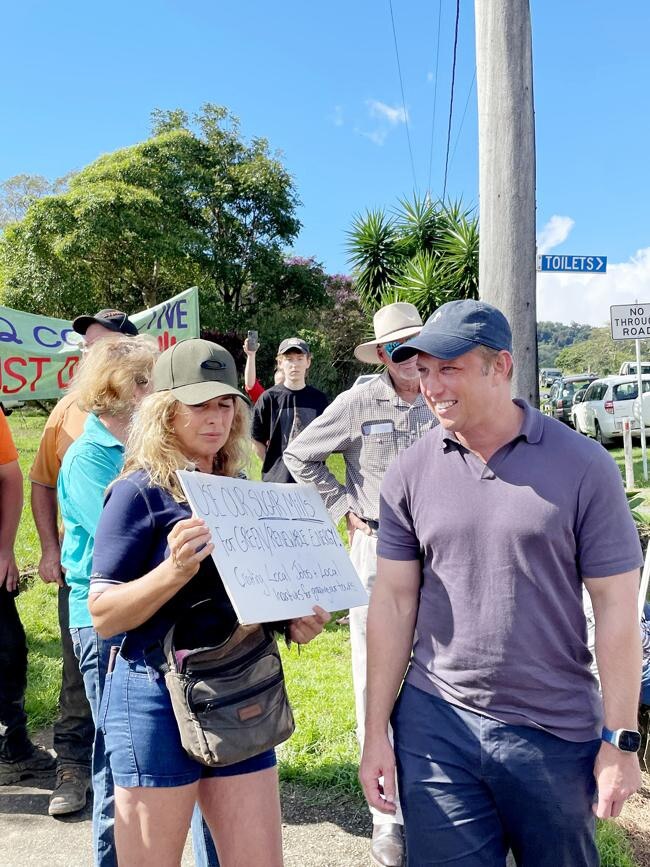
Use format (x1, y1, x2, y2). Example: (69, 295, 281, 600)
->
(359, 299, 643, 867)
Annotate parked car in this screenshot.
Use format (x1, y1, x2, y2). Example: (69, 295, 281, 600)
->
(571, 374, 650, 445)
(544, 374, 599, 425)
(539, 367, 562, 388)
(619, 361, 650, 376)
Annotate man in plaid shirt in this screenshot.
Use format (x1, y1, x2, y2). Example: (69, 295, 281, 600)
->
(283, 302, 436, 867)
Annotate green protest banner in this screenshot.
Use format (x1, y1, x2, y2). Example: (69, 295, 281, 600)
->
(0, 286, 200, 401)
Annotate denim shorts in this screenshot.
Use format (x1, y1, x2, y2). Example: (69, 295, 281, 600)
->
(99, 652, 277, 788)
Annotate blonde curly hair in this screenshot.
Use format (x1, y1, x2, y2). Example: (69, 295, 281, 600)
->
(120, 391, 251, 501)
(74, 336, 159, 416)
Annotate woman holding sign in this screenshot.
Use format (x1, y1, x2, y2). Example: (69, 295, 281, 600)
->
(88, 339, 329, 867)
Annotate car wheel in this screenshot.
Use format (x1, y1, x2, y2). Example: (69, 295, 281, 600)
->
(595, 422, 612, 448)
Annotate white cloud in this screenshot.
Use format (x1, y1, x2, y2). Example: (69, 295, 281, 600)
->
(366, 99, 408, 126)
(330, 105, 344, 127)
(358, 128, 388, 146)
(536, 215, 575, 254)
(537, 246, 650, 326)
(427, 71, 434, 83)
(356, 99, 407, 147)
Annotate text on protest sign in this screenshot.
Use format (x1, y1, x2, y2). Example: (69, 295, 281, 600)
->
(0, 286, 200, 400)
(177, 470, 368, 624)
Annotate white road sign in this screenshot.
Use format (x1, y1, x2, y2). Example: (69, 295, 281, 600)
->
(610, 303, 650, 340)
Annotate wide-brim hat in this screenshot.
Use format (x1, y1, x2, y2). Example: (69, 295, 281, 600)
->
(354, 302, 423, 364)
(72, 309, 138, 337)
(153, 338, 250, 406)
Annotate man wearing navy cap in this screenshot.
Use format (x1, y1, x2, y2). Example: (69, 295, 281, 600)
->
(360, 299, 643, 866)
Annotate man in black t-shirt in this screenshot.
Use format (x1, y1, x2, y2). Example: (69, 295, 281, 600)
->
(251, 337, 329, 483)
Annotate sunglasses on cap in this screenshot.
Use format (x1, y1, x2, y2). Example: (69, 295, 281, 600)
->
(382, 338, 408, 358)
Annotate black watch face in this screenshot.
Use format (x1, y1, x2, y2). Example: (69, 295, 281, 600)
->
(618, 730, 642, 752)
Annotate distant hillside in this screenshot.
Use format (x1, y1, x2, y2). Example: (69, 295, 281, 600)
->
(537, 321, 593, 368)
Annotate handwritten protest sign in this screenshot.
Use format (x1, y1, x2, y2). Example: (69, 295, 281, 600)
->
(177, 469, 368, 624)
(0, 286, 200, 401)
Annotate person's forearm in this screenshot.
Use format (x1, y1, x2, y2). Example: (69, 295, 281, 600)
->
(89, 559, 189, 638)
(282, 452, 348, 522)
(365, 570, 419, 736)
(0, 466, 23, 553)
(595, 601, 642, 729)
(30, 482, 60, 555)
(252, 440, 267, 462)
(244, 356, 257, 390)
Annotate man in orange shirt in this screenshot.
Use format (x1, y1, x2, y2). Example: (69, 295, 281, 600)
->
(0, 411, 56, 782)
(29, 309, 137, 815)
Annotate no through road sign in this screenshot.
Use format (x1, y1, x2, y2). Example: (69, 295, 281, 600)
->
(610, 303, 650, 340)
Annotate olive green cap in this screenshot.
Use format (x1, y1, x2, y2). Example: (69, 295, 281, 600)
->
(153, 338, 249, 405)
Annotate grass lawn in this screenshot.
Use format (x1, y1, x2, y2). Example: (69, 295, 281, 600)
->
(6, 411, 639, 864)
(610, 442, 650, 498)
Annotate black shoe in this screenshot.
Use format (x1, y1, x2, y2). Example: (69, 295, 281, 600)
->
(48, 766, 91, 816)
(371, 823, 405, 867)
(0, 744, 56, 785)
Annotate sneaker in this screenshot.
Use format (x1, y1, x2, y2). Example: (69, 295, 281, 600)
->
(48, 766, 90, 816)
(0, 744, 56, 785)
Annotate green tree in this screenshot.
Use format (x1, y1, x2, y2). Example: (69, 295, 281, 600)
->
(536, 321, 594, 367)
(0, 104, 301, 318)
(555, 327, 650, 376)
(346, 196, 479, 319)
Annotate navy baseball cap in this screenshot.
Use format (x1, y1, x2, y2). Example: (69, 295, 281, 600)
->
(391, 299, 512, 362)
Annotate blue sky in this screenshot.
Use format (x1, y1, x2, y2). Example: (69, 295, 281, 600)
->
(2, 0, 649, 325)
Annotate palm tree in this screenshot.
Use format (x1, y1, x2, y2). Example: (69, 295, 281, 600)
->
(347, 195, 479, 319)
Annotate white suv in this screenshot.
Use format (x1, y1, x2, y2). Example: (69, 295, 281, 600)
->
(571, 375, 650, 445)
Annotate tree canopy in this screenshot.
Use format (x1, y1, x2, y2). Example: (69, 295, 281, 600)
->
(536, 320, 593, 367)
(0, 104, 302, 318)
(555, 327, 650, 376)
(346, 196, 479, 319)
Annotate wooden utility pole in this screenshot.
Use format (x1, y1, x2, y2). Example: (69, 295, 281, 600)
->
(475, 0, 538, 405)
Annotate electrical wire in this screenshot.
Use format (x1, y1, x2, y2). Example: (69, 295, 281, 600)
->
(426, 0, 443, 198)
(442, 0, 461, 201)
(449, 68, 476, 167)
(388, 0, 418, 194)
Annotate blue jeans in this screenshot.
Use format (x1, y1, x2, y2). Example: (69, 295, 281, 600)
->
(70, 627, 121, 867)
(392, 683, 600, 867)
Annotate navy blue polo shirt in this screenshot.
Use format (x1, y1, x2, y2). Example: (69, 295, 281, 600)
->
(90, 470, 237, 658)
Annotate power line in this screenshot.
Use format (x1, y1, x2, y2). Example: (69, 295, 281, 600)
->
(449, 68, 476, 167)
(388, 0, 418, 194)
(426, 0, 443, 198)
(442, 0, 461, 201)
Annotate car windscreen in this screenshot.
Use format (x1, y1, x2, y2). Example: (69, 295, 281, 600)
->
(562, 380, 592, 398)
(613, 380, 650, 402)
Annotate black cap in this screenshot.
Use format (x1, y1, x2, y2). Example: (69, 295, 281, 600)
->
(277, 337, 310, 355)
(72, 309, 138, 337)
(391, 300, 512, 362)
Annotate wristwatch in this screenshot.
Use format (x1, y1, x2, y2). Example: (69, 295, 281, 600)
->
(601, 727, 641, 752)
